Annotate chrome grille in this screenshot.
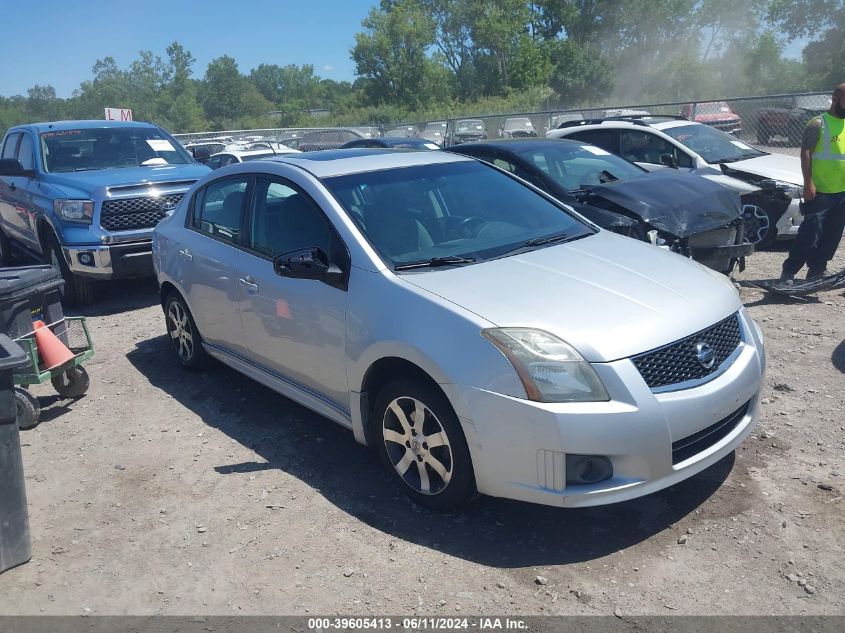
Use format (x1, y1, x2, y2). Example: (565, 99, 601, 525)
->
(100, 193, 184, 231)
(631, 314, 742, 390)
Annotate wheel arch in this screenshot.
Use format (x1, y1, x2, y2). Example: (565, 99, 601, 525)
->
(353, 353, 455, 447)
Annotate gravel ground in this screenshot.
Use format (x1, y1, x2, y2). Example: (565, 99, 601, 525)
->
(0, 242, 842, 616)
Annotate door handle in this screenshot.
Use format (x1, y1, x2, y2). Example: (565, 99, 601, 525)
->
(178, 249, 193, 262)
(239, 276, 259, 292)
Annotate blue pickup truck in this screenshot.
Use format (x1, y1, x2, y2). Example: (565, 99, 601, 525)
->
(0, 120, 210, 305)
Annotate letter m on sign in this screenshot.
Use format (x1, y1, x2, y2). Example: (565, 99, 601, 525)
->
(105, 107, 133, 121)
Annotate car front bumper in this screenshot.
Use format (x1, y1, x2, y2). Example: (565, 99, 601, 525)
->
(446, 311, 765, 508)
(63, 241, 154, 280)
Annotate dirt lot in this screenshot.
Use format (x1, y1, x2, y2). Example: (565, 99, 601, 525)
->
(0, 243, 842, 617)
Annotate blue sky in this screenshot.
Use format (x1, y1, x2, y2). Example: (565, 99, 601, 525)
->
(0, 0, 378, 98)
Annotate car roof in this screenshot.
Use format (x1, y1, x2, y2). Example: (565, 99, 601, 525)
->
(261, 148, 472, 178)
(212, 148, 281, 158)
(450, 138, 583, 153)
(28, 120, 159, 133)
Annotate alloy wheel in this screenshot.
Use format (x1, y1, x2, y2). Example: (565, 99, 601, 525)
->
(742, 204, 771, 245)
(167, 301, 194, 362)
(382, 396, 453, 495)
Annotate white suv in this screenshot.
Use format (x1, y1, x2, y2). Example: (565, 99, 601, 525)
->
(548, 117, 802, 247)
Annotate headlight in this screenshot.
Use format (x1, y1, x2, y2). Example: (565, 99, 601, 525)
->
(54, 200, 94, 224)
(482, 328, 609, 403)
(774, 181, 801, 198)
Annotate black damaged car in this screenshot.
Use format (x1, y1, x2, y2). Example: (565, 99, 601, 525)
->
(446, 139, 754, 274)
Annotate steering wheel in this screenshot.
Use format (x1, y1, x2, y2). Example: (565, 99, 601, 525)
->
(454, 216, 489, 238)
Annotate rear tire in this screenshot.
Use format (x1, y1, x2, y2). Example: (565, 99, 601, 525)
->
(372, 379, 475, 511)
(45, 234, 95, 307)
(14, 387, 40, 430)
(51, 366, 90, 398)
(164, 292, 208, 369)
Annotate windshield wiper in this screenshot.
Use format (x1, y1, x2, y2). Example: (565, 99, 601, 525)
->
(394, 256, 477, 271)
(523, 232, 571, 247)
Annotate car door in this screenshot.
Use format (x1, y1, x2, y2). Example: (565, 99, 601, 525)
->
(237, 175, 349, 408)
(13, 131, 41, 250)
(179, 175, 251, 355)
(0, 132, 26, 243)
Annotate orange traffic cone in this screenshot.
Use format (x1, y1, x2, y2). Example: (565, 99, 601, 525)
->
(33, 320, 75, 370)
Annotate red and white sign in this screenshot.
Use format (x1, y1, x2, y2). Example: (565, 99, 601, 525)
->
(104, 107, 133, 121)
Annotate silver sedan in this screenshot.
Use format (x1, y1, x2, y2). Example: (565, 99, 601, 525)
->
(153, 148, 765, 510)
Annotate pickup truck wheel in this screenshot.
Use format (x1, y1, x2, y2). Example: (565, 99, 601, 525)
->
(46, 235, 95, 307)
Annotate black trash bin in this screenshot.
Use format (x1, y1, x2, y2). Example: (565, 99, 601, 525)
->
(0, 265, 66, 345)
(0, 334, 32, 573)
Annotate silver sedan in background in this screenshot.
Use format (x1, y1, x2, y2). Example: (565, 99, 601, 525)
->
(153, 148, 765, 510)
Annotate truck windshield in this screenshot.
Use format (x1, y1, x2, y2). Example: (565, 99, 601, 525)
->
(40, 127, 193, 173)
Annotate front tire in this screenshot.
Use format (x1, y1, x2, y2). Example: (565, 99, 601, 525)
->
(372, 380, 475, 511)
(14, 387, 41, 430)
(45, 234, 95, 307)
(164, 292, 208, 368)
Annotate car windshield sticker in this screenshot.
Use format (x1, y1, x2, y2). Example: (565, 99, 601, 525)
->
(730, 140, 752, 150)
(41, 130, 82, 137)
(581, 145, 612, 156)
(147, 139, 175, 152)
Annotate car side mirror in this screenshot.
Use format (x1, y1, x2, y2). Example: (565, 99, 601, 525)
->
(0, 158, 34, 177)
(192, 146, 211, 162)
(273, 247, 345, 286)
(660, 153, 679, 169)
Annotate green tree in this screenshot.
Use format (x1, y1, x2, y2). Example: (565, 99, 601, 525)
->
(351, 0, 438, 109)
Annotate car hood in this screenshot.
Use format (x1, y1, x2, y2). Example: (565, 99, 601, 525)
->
(695, 113, 740, 122)
(583, 170, 741, 237)
(402, 231, 742, 363)
(723, 153, 801, 185)
(44, 164, 210, 197)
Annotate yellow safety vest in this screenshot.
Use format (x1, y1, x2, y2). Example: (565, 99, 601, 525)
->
(812, 112, 845, 193)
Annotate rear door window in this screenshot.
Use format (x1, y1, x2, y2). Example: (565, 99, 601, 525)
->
(567, 130, 618, 154)
(2, 133, 20, 159)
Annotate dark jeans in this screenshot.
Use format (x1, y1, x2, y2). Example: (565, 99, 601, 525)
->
(782, 191, 845, 276)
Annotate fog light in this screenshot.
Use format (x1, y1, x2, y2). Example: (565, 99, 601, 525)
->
(566, 455, 613, 485)
(77, 252, 94, 266)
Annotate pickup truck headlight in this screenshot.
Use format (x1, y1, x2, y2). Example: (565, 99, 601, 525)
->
(54, 200, 94, 224)
(482, 328, 610, 403)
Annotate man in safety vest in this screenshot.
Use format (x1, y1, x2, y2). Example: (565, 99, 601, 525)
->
(780, 83, 845, 283)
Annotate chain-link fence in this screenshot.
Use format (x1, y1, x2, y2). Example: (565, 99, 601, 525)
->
(172, 92, 832, 157)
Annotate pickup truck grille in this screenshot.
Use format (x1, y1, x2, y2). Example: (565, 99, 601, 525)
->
(631, 313, 742, 390)
(100, 194, 184, 231)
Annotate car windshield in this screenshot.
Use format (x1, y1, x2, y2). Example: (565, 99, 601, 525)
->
(323, 161, 592, 268)
(457, 120, 484, 133)
(516, 143, 646, 191)
(40, 127, 193, 173)
(694, 101, 732, 115)
(504, 118, 533, 130)
(661, 124, 765, 163)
